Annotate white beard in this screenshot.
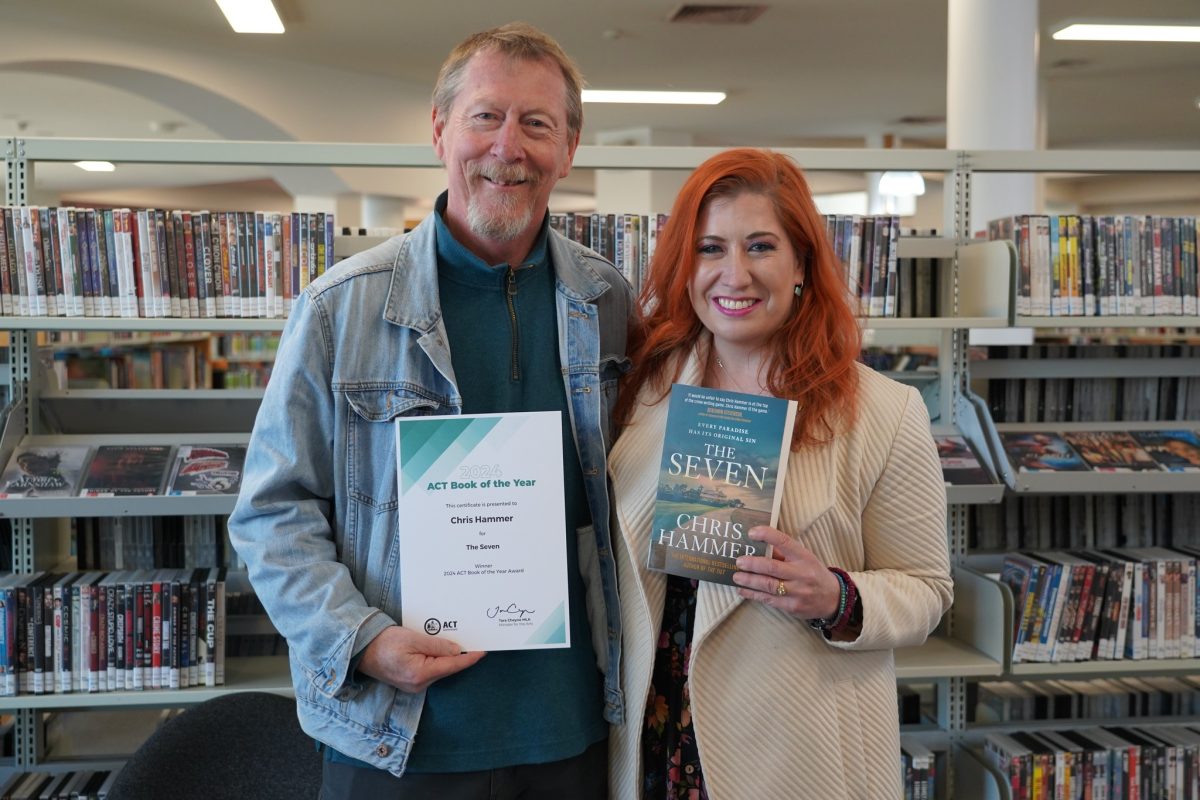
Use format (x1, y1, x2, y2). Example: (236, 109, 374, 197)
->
(465, 162, 541, 242)
(467, 190, 535, 242)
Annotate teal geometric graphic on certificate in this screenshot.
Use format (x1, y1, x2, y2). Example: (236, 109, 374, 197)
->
(525, 601, 566, 645)
(398, 416, 502, 494)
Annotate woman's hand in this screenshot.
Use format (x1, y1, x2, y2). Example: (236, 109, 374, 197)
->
(732, 525, 841, 620)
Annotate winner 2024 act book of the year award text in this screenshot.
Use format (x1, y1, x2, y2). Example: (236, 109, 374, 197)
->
(648, 384, 797, 584)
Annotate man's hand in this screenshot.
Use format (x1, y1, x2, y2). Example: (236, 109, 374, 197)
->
(357, 626, 486, 693)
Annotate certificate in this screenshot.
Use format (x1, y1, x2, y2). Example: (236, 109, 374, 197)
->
(396, 411, 569, 651)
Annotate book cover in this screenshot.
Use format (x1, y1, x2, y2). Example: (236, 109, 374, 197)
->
(647, 384, 797, 584)
(1062, 431, 1161, 472)
(78, 445, 172, 497)
(165, 445, 246, 495)
(1131, 430, 1200, 473)
(934, 434, 994, 485)
(1000, 432, 1090, 473)
(0, 445, 92, 498)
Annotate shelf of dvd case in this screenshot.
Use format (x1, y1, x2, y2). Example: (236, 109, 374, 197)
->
(0, 317, 286, 332)
(966, 555, 1200, 679)
(1013, 315, 1200, 329)
(0, 656, 291, 710)
(38, 390, 263, 435)
(983, 421, 1200, 494)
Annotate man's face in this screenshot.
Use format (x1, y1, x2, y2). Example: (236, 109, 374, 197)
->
(433, 49, 579, 245)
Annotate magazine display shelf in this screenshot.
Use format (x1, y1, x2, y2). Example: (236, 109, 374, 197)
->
(980, 420, 1200, 495)
(0, 429, 248, 518)
(0, 136, 1020, 785)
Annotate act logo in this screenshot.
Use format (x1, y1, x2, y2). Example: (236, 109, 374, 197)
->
(423, 618, 458, 635)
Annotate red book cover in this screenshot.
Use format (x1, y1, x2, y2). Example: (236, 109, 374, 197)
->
(151, 578, 162, 689)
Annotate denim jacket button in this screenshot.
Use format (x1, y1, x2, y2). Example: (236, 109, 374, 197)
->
(376, 744, 390, 758)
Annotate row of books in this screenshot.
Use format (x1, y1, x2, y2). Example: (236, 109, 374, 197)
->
(0, 444, 246, 499)
(985, 724, 1200, 800)
(1001, 430, 1200, 474)
(551, 211, 928, 319)
(548, 211, 666, 292)
(74, 515, 229, 572)
(0, 568, 227, 697)
(50, 340, 209, 391)
(988, 213, 1200, 317)
(974, 676, 1200, 724)
(0, 769, 121, 800)
(0, 206, 335, 319)
(1000, 547, 1200, 664)
(984, 344, 1200, 424)
(972, 494, 1200, 552)
(899, 735, 937, 800)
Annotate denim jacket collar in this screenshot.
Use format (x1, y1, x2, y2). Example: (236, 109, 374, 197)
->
(383, 210, 613, 336)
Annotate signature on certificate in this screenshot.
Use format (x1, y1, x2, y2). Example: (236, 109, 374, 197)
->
(487, 603, 535, 620)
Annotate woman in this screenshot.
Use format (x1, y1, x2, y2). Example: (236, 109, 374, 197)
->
(609, 149, 952, 800)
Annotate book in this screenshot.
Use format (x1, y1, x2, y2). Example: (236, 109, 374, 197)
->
(78, 445, 172, 497)
(1000, 432, 1089, 473)
(0, 445, 92, 498)
(1131, 430, 1200, 473)
(1062, 431, 1161, 473)
(647, 384, 797, 584)
(165, 445, 246, 495)
(934, 434, 993, 485)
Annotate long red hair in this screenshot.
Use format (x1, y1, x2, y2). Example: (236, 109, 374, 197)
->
(615, 148, 861, 449)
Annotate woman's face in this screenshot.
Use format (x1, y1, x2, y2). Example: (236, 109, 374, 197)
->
(688, 192, 804, 354)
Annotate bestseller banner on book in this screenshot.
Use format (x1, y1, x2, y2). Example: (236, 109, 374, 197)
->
(396, 411, 570, 651)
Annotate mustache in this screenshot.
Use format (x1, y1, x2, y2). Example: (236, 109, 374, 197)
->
(468, 162, 540, 185)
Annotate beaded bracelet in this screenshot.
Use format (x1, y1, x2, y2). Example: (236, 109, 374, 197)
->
(807, 567, 859, 632)
(828, 567, 859, 632)
(807, 568, 848, 631)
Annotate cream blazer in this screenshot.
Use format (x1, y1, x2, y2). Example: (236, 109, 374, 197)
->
(609, 342, 953, 800)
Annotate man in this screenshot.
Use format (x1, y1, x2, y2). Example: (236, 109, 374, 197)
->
(229, 23, 632, 799)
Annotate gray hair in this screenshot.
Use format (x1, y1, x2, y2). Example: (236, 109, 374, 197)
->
(432, 22, 585, 141)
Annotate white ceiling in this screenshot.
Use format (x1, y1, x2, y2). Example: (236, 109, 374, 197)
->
(0, 0, 1197, 201)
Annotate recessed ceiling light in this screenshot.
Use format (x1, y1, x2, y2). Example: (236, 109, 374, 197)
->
(215, 0, 284, 34)
(1051, 22, 1200, 42)
(74, 161, 115, 172)
(582, 90, 725, 105)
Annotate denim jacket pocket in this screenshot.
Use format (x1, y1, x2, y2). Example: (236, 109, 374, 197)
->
(343, 387, 440, 511)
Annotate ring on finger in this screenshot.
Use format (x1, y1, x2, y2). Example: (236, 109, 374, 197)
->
(775, 580, 787, 597)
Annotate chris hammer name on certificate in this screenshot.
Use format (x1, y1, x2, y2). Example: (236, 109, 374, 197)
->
(451, 514, 513, 551)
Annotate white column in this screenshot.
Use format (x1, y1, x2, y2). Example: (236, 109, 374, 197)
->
(594, 128, 692, 215)
(947, 0, 1039, 235)
(336, 194, 410, 232)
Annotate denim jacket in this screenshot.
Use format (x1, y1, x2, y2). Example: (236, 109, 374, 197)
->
(228, 213, 632, 776)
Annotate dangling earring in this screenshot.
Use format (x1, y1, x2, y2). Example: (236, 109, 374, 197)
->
(794, 283, 805, 300)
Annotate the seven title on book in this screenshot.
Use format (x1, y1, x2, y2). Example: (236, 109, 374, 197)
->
(0, 566, 227, 697)
(989, 214, 1200, 318)
(0, 207, 335, 319)
(554, 211, 937, 318)
(0, 444, 245, 499)
(984, 722, 1200, 800)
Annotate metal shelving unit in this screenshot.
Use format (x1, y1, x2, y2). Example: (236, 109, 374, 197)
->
(956, 142, 1200, 794)
(0, 136, 1026, 785)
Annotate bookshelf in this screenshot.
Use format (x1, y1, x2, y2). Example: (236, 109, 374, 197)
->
(955, 150, 1200, 798)
(0, 136, 1051, 791)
